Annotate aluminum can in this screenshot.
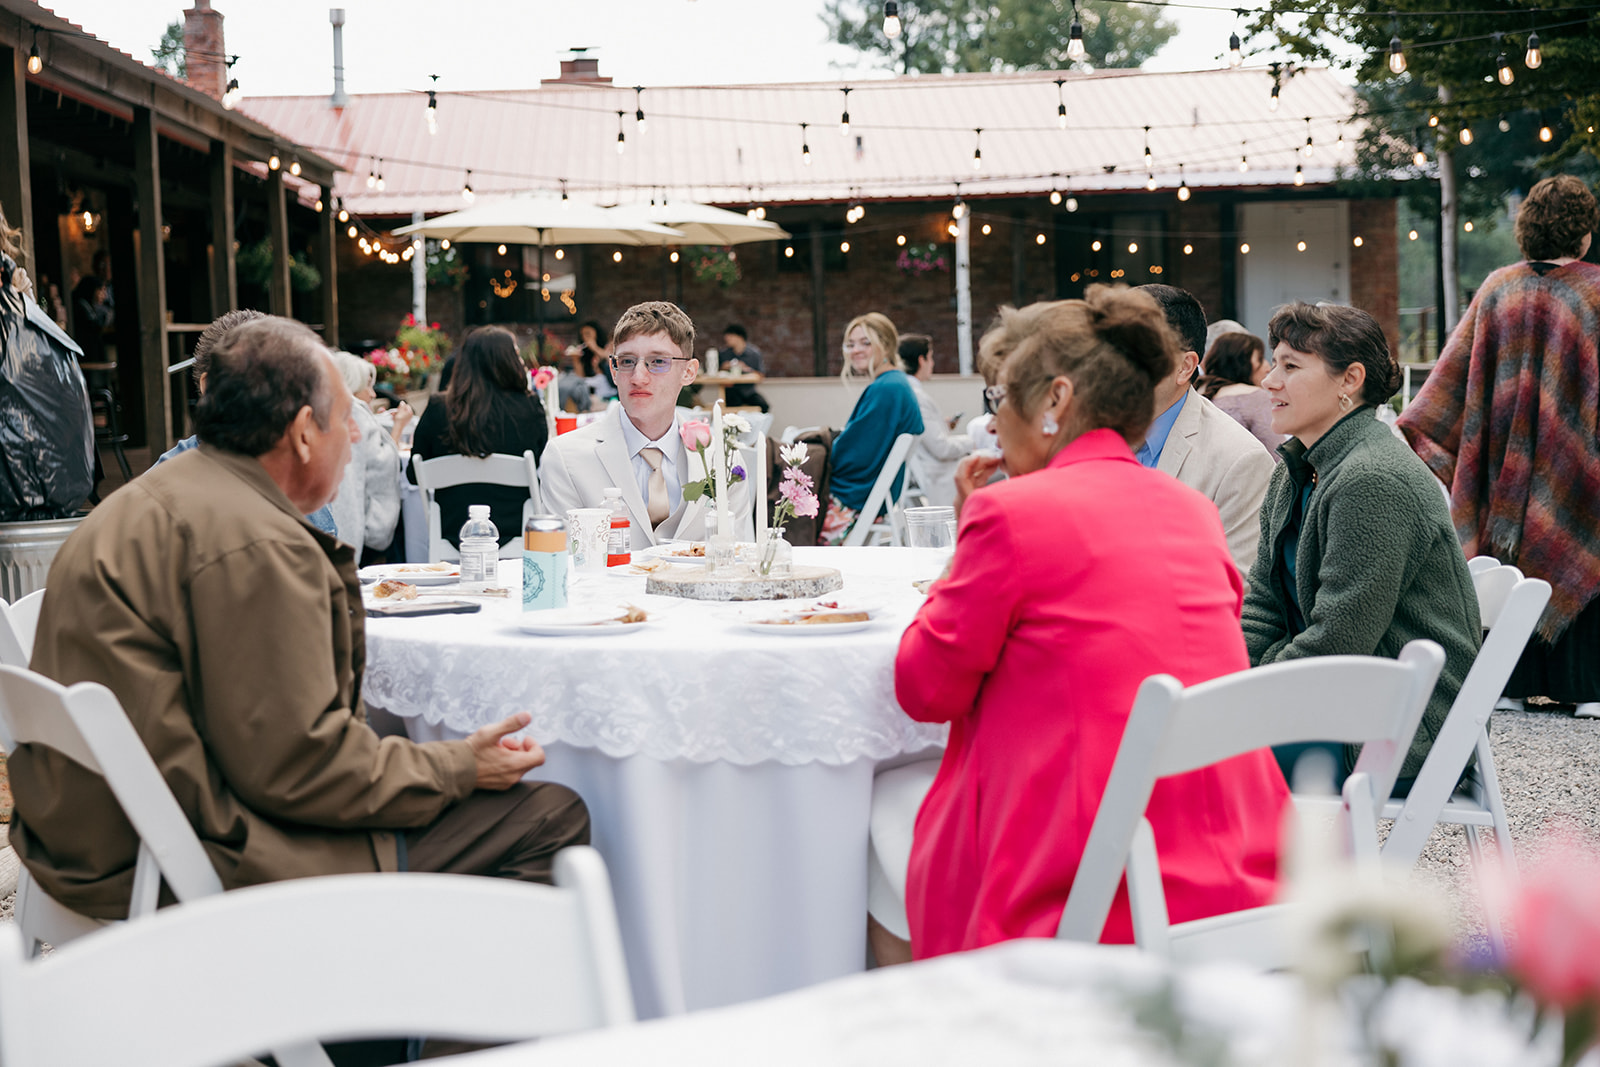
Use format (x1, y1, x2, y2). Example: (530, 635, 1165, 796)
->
(522, 515, 569, 611)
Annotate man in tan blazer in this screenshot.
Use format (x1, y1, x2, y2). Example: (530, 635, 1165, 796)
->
(1138, 285, 1276, 579)
(13, 317, 588, 919)
(542, 301, 752, 548)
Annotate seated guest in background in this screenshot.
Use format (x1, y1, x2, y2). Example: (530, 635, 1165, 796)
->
(1137, 284, 1275, 579)
(15, 315, 588, 924)
(886, 287, 1287, 962)
(718, 322, 770, 411)
(899, 333, 972, 508)
(1199, 330, 1286, 457)
(328, 351, 403, 565)
(576, 319, 617, 404)
(1398, 174, 1600, 718)
(409, 324, 548, 549)
(1245, 301, 1481, 792)
(818, 312, 925, 544)
(543, 301, 753, 547)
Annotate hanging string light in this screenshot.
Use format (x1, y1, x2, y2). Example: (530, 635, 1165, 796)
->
(288, 155, 302, 177)
(1049, 173, 1062, 205)
(1294, 163, 1305, 186)
(972, 128, 983, 171)
(1413, 129, 1427, 167)
(1268, 68, 1281, 112)
(1539, 113, 1553, 142)
(634, 86, 648, 134)
(1067, 0, 1085, 61)
(561, 180, 570, 207)
(268, 151, 281, 171)
(883, 1, 901, 38)
(462, 169, 475, 202)
(1145, 172, 1157, 191)
(26, 26, 40, 75)
(1388, 12, 1407, 74)
(1055, 78, 1067, 129)
(366, 159, 377, 189)
(1238, 141, 1249, 173)
(425, 75, 439, 135)
(1227, 26, 1242, 68)
(1177, 164, 1190, 201)
(375, 160, 384, 191)
(1428, 113, 1439, 127)
(337, 202, 349, 223)
(616, 111, 626, 154)
(1498, 113, 1511, 133)
(1525, 30, 1542, 69)
(1458, 125, 1473, 146)
(1142, 126, 1152, 170)
(839, 87, 851, 136)
(1495, 36, 1514, 85)
(800, 122, 812, 165)
(222, 76, 240, 110)
(951, 182, 967, 220)
(347, 225, 358, 239)
(1303, 116, 1314, 157)
(1064, 177, 1078, 213)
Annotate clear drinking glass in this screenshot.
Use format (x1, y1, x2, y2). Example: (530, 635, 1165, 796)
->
(905, 506, 957, 550)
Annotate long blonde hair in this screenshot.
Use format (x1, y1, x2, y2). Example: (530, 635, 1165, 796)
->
(840, 311, 898, 383)
(0, 201, 24, 269)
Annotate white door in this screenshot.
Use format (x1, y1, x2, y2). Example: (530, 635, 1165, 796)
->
(1236, 200, 1351, 343)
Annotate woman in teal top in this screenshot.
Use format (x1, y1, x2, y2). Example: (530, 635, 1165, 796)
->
(819, 312, 925, 544)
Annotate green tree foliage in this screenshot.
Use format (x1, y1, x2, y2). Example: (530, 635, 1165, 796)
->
(822, 0, 1177, 74)
(151, 19, 185, 79)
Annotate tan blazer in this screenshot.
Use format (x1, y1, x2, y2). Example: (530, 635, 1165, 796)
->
(1156, 389, 1277, 579)
(12, 445, 477, 918)
(540, 406, 754, 549)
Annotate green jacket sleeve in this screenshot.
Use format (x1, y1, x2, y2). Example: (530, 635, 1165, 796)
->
(1241, 467, 1289, 664)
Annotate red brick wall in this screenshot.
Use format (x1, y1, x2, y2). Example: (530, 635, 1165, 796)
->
(1349, 199, 1400, 359)
(181, 5, 226, 99)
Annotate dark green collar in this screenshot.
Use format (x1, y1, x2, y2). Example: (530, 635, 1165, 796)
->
(1277, 407, 1379, 488)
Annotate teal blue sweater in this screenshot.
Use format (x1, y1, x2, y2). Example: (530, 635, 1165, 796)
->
(1242, 410, 1482, 779)
(829, 370, 924, 510)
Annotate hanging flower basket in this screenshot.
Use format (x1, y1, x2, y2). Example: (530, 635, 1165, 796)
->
(687, 246, 741, 288)
(897, 242, 949, 276)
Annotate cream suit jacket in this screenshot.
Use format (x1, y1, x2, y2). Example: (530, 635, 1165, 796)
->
(539, 406, 754, 549)
(1156, 389, 1276, 580)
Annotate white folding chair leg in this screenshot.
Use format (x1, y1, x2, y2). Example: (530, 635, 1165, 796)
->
(1341, 772, 1381, 875)
(1466, 826, 1509, 957)
(1125, 819, 1172, 959)
(1475, 732, 1518, 878)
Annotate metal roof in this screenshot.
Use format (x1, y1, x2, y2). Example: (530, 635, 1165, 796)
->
(242, 65, 1358, 218)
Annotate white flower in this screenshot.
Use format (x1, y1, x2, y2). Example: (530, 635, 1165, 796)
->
(724, 413, 752, 434)
(780, 442, 809, 466)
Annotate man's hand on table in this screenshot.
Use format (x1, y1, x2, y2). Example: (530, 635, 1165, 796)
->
(469, 711, 547, 789)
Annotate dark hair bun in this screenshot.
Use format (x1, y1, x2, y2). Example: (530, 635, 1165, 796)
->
(1083, 284, 1176, 384)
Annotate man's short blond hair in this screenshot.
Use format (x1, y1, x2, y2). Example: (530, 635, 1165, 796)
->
(613, 301, 696, 358)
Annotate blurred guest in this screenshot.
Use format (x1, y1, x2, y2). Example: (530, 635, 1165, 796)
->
(818, 312, 924, 544)
(70, 273, 111, 363)
(1138, 284, 1275, 579)
(1204, 317, 1248, 354)
(576, 319, 616, 404)
(409, 325, 548, 550)
(1199, 330, 1286, 456)
(1245, 302, 1481, 790)
(328, 352, 402, 565)
(899, 333, 972, 507)
(883, 287, 1287, 961)
(1398, 174, 1600, 717)
(718, 323, 769, 411)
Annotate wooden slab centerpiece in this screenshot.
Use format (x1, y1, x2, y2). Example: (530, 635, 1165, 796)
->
(646, 563, 842, 602)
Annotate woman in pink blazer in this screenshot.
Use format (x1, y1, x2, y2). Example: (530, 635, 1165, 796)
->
(895, 288, 1289, 959)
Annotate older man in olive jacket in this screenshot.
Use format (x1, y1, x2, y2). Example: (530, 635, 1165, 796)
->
(11, 316, 588, 919)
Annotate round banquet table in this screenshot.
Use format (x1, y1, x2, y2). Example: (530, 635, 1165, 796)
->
(362, 546, 949, 1019)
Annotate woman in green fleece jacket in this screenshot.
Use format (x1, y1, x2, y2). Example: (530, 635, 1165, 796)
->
(1242, 302, 1481, 794)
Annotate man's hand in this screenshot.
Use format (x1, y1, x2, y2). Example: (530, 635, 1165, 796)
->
(953, 452, 1004, 518)
(468, 711, 546, 790)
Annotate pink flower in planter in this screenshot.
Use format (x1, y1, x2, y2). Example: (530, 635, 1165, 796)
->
(1507, 830, 1600, 1008)
(680, 420, 712, 451)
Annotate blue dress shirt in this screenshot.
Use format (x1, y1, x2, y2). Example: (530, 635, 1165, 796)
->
(1134, 390, 1189, 468)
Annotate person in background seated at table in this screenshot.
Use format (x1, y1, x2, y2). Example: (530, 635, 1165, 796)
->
(818, 312, 924, 545)
(718, 323, 770, 412)
(1199, 330, 1286, 457)
(542, 301, 753, 548)
(1244, 301, 1480, 793)
(1137, 284, 1275, 580)
(408, 325, 549, 551)
(16, 313, 588, 919)
(899, 333, 972, 508)
(576, 319, 617, 405)
(327, 352, 403, 565)
(879, 287, 1287, 963)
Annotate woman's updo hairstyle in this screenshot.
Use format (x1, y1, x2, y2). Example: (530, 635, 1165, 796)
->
(1267, 301, 1400, 407)
(1001, 285, 1177, 443)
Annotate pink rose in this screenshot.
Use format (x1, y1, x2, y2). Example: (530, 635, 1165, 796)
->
(680, 420, 712, 450)
(531, 367, 556, 390)
(1508, 834, 1600, 1007)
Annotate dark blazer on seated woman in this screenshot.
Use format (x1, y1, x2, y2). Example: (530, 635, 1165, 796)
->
(408, 326, 548, 549)
(896, 428, 1289, 957)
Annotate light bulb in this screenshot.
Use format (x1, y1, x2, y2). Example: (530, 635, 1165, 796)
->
(1065, 196, 1078, 212)
(668, 250, 678, 263)
(1464, 220, 1474, 232)
(1539, 124, 1553, 142)
(636, 112, 647, 135)
(1268, 84, 1279, 112)
(1067, 20, 1084, 60)
(746, 207, 758, 219)
(554, 248, 563, 259)
(1408, 229, 1419, 241)
(375, 174, 384, 191)
(1497, 54, 1514, 85)
(1035, 233, 1046, 245)
(462, 184, 475, 203)
(612, 251, 622, 263)
(289, 158, 301, 177)
(222, 79, 240, 110)
(1145, 174, 1157, 191)
(1050, 190, 1062, 205)
(338, 208, 349, 222)
(26, 44, 40, 75)
(268, 153, 281, 171)
(314, 199, 323, 213)
(840, 241, 850, 253)
(1428, 114, 1439, 127)
(1499, 115, 1511, 133)
(441, 240, 451, 250)
(1353, 235, 1363, 247)
(1177, 183, 1190, 202)
(952, 200, 967, 220)
(896, 234, 906, 246)
(1127, 242, 1138, 254)
(883, 1, 901, 38)
(972, 150, 982, 171)
(1294, 164, 1305, 186)
(1459, 127, 1473, 145)
(1238, 155, 1250, 173)
(1091, 240, 1102, 251)
(1227, 31, 1242, 67)
(1525, 32, 1541, 69)
(347, 225, 357, 238)
(1304, 137, 1314, 157)
(1183, 243, 1193, 255)
(1057, 103, 1067, 129)
(1388, 36, 1406, 74)
(366, 170, 376, 190)
(1297, 240, 1307, 252)
(785, 246, 795, 258)
(1240, 242, 1250, 254)
(981, 224, 991, 235)
(1414, 149, 1427, 167)
(617, 132, 626, 155)
(802, 145, 811, 165)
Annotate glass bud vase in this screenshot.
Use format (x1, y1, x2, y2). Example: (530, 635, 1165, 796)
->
(703, 506, 737, 573)
(759, 526, 793, 577)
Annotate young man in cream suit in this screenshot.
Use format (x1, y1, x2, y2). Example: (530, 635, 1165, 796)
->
(541, 301, 753, 549)
(1137, 285, 1276, 580)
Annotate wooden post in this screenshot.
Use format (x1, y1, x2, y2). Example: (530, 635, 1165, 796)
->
(809, 225, 828, 376)
(0, 45, 33, 271)
(266, 165, 291, 316)
(208, 139, 236, 316)
(318, 184, 339, 346)
(133, 107, 171, 453)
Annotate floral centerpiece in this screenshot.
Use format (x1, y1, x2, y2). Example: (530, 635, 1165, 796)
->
(761, 442, 820, 575)
(897, 241, 949, 276)
(679, 413, 749, 507)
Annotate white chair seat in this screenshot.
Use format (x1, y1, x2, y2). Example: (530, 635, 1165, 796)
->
(842, 433, 916, 547)
(411, 451, 544, 563)
(867, 760, 939, 942)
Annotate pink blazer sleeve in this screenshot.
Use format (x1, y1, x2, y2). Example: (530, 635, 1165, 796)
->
(895, 490, 1022, 723)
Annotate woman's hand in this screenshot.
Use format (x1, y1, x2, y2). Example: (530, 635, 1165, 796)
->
(953, 452, 1004, 518)
(389, 401, 414, 445)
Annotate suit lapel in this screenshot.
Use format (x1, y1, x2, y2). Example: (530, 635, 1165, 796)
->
(661, 441, 706, 541)
(1156, 390, 1202, 479)
(594, 412, 657, 545)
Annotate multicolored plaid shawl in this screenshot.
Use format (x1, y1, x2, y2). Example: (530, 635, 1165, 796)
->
(1397, 260, 1600, 640)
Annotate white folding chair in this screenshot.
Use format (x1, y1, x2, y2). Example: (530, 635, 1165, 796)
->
(0, 852, 634, 1067)
(411, 451, 543, 563)
(842, 433, 916, 547)
(1466, 555, 1499, 575)
(0, 589, 44, 669)
(0, 666, 224, 957)
(1055, 640, 1445, 969)
(780, 425, 820, 445)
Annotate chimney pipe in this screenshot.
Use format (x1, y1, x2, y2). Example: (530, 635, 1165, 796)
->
(329, 8, 348, 109)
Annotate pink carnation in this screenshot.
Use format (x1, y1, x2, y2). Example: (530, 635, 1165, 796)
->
(779, 478, 819, 518)
(531, 367, 556, 390)
(680, 420, 712, 450)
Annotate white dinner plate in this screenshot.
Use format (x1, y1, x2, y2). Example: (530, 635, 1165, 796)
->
(741, 617, 876, 636)
(359, 564, 461, 586)
(516, 607, 652, 636)
(635, 542, 709, 566)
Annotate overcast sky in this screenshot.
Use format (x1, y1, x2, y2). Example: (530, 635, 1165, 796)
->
(54, 0, 1272, 98)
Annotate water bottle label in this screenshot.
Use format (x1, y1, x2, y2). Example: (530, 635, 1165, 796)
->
(522, 551, 569, 611)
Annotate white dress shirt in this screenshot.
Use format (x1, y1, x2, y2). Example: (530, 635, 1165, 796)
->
(618, 411, 685, 519)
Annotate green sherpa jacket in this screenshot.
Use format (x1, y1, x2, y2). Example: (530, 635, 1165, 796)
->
(1242, 409, 1482, 780)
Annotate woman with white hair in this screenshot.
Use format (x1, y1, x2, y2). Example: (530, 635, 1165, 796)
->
(329, 350, 404, 563)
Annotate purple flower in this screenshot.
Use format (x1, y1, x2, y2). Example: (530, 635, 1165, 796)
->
(731, 465, 746, 480)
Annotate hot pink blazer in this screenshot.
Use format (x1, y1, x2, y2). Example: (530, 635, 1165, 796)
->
(895, 428, 1288, 958)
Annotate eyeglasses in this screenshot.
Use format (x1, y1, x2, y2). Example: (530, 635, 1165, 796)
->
(982, 384, 1007, 415)
(611, 355, 695, 375)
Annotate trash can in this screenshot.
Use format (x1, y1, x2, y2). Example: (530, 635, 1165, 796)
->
(0, 516, 81, 602)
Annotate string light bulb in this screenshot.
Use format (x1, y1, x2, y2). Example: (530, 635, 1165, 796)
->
(800, 122, 811, 165)
(883, 1, 901, 39)
(972, 128, 983, 171)
(1294, 164, 1305, 186)
(616, 111, 626, 154)
(425, 88, 438, 135)
(462, 170, 475, 202)
(1388, 33, 1407, 74)
(561, 181, 570, 207)
(839, 86, 851, 136)
(1413, 130, 1427, 167)
(1525, 31, 1541, 69)
(634, 86, 647, 134)
(1177, 164, 1189, 201)
(347, 225, 357, 238)
(288, 156, 301, 177)
(951, 184, 967, 220)
(1055, 78, 1067, 128)
(1498, 114, 1511, 133)
(1303, 116, 1314, 157)
(1458, 126, 1473, 146)
(1539, 121, 1553, 142)
(366, 162, 377, 189)
(1269, 82, 1280, 112)
(1065, 193, 1078, 212)
(1238, 142, 1249, 172)
(375, 162, 384, 191)
(222, 78, 240, 110)
(1428, 113, 1439, 128)
(268, 152, 281, 171)
(1496, 50, 1514, 86)
(1146, 173, 1157, 191)
(1067, 3, 1085, 61)
(1227, 30, 1242, 68)
(1142, 126, 1152, 170)
(338, 205, 349, 223)
(26, 27, 40, 75)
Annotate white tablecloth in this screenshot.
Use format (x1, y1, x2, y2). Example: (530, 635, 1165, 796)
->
(364, 547, 948, 1017)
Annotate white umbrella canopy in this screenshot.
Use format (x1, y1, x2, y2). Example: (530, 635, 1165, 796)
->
(607, 201, 791, 246)
(393, 196, 685, 246)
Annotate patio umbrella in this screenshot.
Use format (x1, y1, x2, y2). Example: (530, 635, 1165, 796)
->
(606, 201, 790, 246)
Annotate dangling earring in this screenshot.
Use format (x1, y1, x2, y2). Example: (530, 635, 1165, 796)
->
(1042, 414, 1059, 435)
(1338, 393, 1353, 410)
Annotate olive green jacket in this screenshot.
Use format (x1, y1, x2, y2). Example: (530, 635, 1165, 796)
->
(1242, 410, 1481, 779)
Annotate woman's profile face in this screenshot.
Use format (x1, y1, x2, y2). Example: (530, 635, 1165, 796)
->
(356, 384, 377, 402)
(1262, 342, 1347, 444)
(992, 381, 1052, 477)
(844, 325, 877, 375)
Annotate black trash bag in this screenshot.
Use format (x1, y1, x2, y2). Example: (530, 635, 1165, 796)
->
(0, 252, 93, 520)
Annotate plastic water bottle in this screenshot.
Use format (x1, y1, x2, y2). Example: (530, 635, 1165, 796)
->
(604, 487, 631, 567)
(458, 505, 500, 591)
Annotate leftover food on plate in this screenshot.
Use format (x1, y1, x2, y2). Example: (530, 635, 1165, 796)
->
(372, 580, 417, 600)
(392, 563, 457, 574)
(609, 605, 649, 624)
(670, 544, 707, 558)
(758, 611, 870, 626)
(630, 558, 671, 573)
